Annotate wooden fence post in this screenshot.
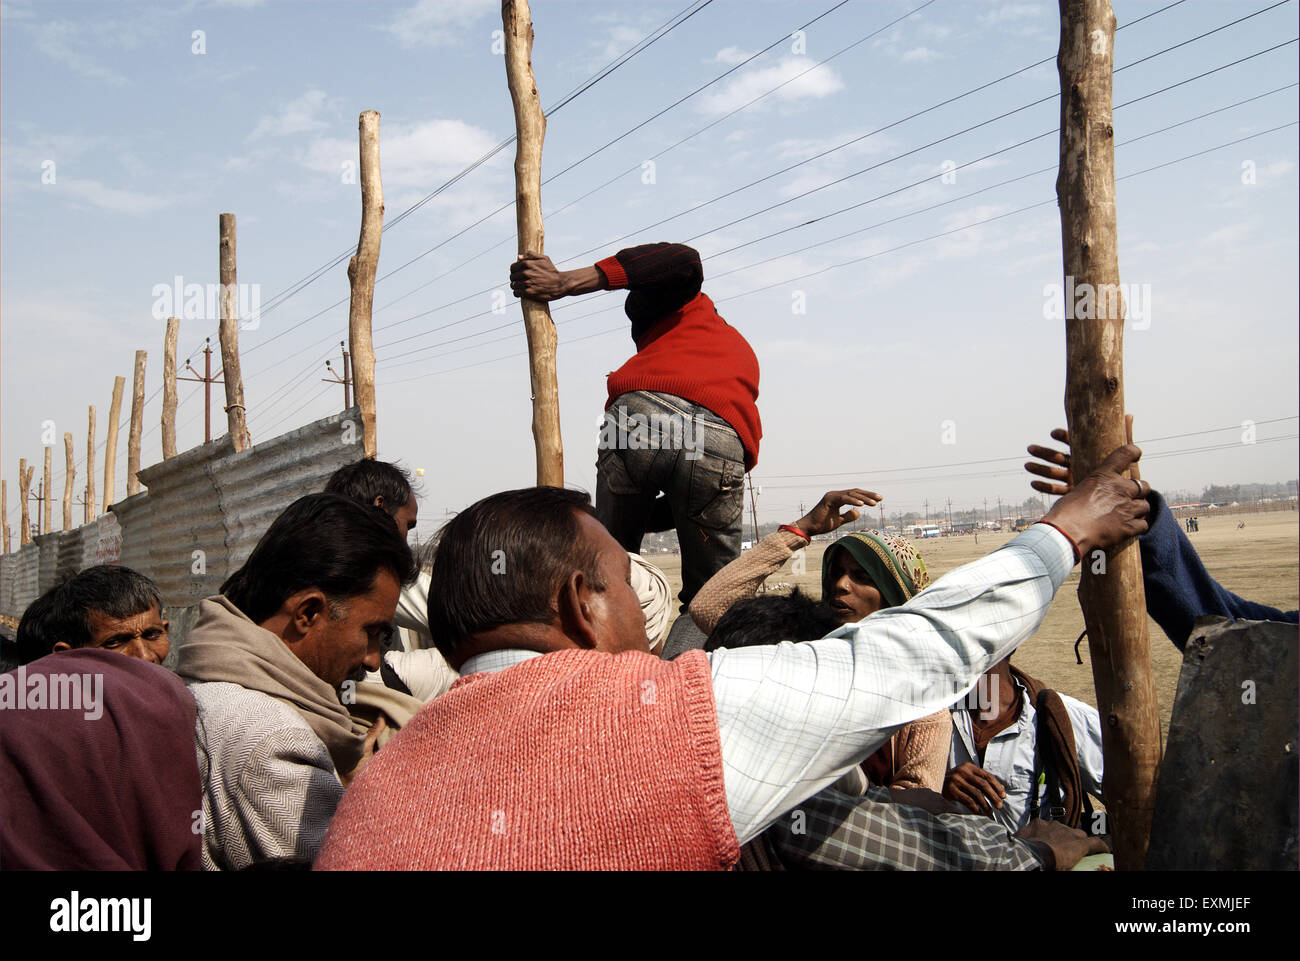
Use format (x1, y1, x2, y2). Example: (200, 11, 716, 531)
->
(219, 213, 251, 452)
(42, 446, 52, 535)
(347, 111, 383, 459)
(503, 0, 564, 487)
(128, 349, 146, 495)
(86, 406, 97, 522)
(18, 459, 32, 546)
(104, 375, 125, 511)
(162, 317, 179, 459)
(63, 433, 75, 530)
(1057, 0, 1162, 870)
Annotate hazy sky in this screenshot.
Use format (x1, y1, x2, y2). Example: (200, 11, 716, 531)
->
(3, 0, 1297, 541)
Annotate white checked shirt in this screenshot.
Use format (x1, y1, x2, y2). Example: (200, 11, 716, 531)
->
(463, 524, 1075, 847)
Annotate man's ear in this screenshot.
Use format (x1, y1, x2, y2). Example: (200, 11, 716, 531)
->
(52, 641, 71, 653)
(284, 590, 330, 645)
(557, 569, 599, 650)
(372, 494, 385, 510)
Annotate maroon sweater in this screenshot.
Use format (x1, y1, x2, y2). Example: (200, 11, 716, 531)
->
(599, 243, 762, 470)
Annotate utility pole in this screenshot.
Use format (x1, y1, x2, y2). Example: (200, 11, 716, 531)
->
(322, 340, 353, 410)
(923, 498, 929, 525)
(31, 479, 44, 537)
(180, 338, 223, 443)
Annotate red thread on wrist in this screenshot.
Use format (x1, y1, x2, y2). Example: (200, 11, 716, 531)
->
(1034, 520, 1082, 564)
(779, 524, 811, 542)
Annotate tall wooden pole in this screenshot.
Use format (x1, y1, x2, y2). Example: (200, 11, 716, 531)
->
(86, 406, 97, 522)
(1057, 0, 1161, 870)
(2, 480, 8, 553)
(162, 317, 179, 459)
(503, 0, 564, 487)
(63, 433, 75, 530)
(127, 349, 146, 495)
(104, 375, 125, 511)
(18, 459, 32, 546)
(218, 213, 251, 452)
(347, 111, 383, 459)
(42, 447, 52, 534)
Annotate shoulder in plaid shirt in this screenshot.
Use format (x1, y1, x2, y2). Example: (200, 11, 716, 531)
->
(766, 787, 1047, 871)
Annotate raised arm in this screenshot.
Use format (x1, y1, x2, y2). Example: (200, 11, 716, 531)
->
(712, 445, 1151, 843)
(689, 488, 879, 635)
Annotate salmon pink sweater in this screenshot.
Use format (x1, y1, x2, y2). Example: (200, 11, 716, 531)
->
(315, 649, 740, 870)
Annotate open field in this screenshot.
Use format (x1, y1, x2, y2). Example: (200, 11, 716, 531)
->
(646, 509, 1299, 744)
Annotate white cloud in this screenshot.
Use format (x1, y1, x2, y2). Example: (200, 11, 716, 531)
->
(247, 89, 332, 142)
(298, 117, 500, 191)
(980, 3, 1043, 25)
(381, 0, 496, 49)
(697, 58, 843, 116)
(25, 19, 129, 85)
(58, 178, 171, 215)
(712, 45, 753, 66)
(901, 46, 943, 64)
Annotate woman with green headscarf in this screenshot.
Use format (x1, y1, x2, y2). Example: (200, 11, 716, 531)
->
(688, 488, 952, 791)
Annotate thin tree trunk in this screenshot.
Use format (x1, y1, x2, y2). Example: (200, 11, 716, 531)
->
(86, 406, 97, 521)
(162, 317, 179, 459)
(503, 0, 564, 487)
(18, 459, 32, 547)
(219, 213, 251, 451)
(42, 447, 52, 535)
(347, 111, 383, 459)
(128, 349, 146, 495)
(104, 375, 125, 511)
(1057, 0, 1162, 870)
(63, 433, 75, 530)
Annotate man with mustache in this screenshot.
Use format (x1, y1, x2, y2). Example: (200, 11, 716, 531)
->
(177, 493, 413, 870)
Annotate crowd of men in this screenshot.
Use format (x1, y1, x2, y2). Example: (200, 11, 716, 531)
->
(2, 243, 1295, 871)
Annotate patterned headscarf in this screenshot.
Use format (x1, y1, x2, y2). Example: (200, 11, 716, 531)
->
(820, 530, 930, 610)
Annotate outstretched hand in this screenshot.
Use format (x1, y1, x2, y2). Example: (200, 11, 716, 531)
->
(1040, 444, 1150, 558)
(1015, 818, 1110, 870)
(794, 488, 882, 538)
(1025, 427, 1074, 496)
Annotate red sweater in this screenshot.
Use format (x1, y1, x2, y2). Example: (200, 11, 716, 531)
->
(599, 247, 762, 471)
(315, 649, 740, 870)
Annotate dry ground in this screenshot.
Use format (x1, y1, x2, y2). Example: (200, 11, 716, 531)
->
(646, 509, 1299, 744)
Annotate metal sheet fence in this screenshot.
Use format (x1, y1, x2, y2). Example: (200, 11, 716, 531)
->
(0, 407, 362, 641)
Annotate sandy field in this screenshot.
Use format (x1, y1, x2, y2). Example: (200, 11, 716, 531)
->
(646, 508, 1299, 743)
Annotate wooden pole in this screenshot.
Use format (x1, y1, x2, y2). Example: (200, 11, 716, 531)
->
(162, 317, 179, 459)
(104, 375, 125, 511)
(63, 434, 75, 530)
(42, 446, 52, 534)
(346, 111, 383, 459)
(18, 459, 32, 546)
(1, 479, 8, 553)
(86, 406, 97, 522)
(127, 349, 146, 495)
(503, 0, 564, 487)
(1057, 0, 1162, 870)
(218, 213, 251, 452)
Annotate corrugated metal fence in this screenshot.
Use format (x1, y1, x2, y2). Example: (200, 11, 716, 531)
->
(0, 407, 362, 642)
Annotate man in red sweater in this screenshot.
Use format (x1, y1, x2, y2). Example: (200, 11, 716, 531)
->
(510, 243, 760, 643)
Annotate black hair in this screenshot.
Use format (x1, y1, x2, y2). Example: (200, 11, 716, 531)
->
(324, 459, 415, 517)
(16, 565, 162, 665)
(704, 588, 840, 652)
(221, 493, 415, 625)
(425, 487, 604, 661)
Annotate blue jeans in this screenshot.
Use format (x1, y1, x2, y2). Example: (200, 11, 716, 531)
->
(596, 391, 745, 612)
